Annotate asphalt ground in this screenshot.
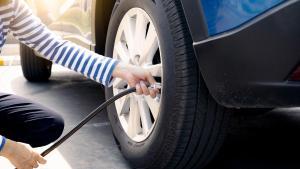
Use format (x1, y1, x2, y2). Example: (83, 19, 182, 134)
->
(0, 65, 300, 169)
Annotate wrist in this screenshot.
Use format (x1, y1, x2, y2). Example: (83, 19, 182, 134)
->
(112, 62, 128, 79)
(0, 136, 6, 150)
(0, 138, 14, 158)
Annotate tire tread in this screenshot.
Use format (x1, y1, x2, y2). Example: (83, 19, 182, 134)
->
(159, 1, 230, 169)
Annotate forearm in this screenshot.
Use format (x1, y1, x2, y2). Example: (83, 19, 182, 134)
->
(36, 40, 118, 86)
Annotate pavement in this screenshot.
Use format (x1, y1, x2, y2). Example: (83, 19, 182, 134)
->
(0, 66, 131, 169)
(0, 64, 300, 169)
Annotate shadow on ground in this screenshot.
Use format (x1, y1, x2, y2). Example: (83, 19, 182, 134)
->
(207, 108, 300, 169)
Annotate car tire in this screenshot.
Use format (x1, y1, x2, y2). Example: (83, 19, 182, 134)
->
(105, 0, 230, 169)
(20, 43, 52, 82)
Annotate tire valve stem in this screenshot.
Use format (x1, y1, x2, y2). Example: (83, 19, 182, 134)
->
(149, 83, 162, 102)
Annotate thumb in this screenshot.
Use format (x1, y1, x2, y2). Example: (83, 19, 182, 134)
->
(145, 72, 156, 85)
(36, 154, 47, 164)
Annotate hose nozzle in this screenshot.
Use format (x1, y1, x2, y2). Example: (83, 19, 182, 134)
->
(149, 83, 162, 90)
(148, 83, 162, 102)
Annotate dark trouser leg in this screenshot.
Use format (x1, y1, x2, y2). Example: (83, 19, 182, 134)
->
(0, 93, 64, 147)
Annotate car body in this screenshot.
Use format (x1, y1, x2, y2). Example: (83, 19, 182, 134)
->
(25, 0, 95, 50)
(182, 0, 300, 108)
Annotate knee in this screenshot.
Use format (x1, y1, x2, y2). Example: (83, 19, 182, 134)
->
(52, 114, 65, 136)
(48, 114, 65, 142)
(30, 114, 65, 147)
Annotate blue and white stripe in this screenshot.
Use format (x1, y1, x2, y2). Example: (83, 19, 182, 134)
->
(0, 135, 6, 152)
(0, 0, 118, 87)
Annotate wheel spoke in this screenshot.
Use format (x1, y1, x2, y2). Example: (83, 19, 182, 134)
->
(113, 8, 163, 142)
(127, 95, 141, 138)
(123, 14, 136, 56)
(144, 64, 162, 77)
(115, 94, 130, 115)
(140, 23, 158, 64)
(113, 78, 127, 89)
(145, 96, 160, 120)
(134, 10, 148, 55)
(138, 97, 152, 134)
(114, 42, 130, 63)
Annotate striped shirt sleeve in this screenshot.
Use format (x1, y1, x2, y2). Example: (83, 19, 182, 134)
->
(9, 0, 118, 87)
(0, 135, 5, 151)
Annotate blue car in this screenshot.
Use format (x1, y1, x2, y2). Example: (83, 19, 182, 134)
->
(20, 0, 300, 168)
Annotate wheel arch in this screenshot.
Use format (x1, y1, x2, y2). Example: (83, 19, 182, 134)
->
(94, 0, 116, 55)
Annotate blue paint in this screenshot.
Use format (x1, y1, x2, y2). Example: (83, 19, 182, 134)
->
(201, 0, 284, 35)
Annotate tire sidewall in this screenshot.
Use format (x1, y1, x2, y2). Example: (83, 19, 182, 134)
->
(105, 0, 178, 166)
(20, 44, 52, 81)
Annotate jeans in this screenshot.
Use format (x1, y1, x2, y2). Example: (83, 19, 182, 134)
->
(0, 93, 64, 147)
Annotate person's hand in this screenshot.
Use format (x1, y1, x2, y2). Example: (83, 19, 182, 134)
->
(112, 62, 160, 98)
(0, 139, 46, 169)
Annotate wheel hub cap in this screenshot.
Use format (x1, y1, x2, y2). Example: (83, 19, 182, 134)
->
(112, 8, 163, 142)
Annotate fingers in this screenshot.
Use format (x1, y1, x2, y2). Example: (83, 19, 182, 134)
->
(23, 153, 46, 169)
(19, 163, 36, 169)
(135, 82, 159, 97)
(26, 155, 46, 169)
(135, 83, 143, 95)
(140, 82, 150, 95)
(145, 72, 160, 98)
(26, 155, 45, 169)
(145, 72, 156, 85)
(124, 66, 159, 97)
(7, 141, 46, 169)
(30, 159, 39, 168)
(149, 89, 156, 98)
(20, 165, 32, 169)
(138, 71, 157, 96)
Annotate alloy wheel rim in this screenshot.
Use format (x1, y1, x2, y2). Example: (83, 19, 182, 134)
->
(112, 8, 163, 142)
